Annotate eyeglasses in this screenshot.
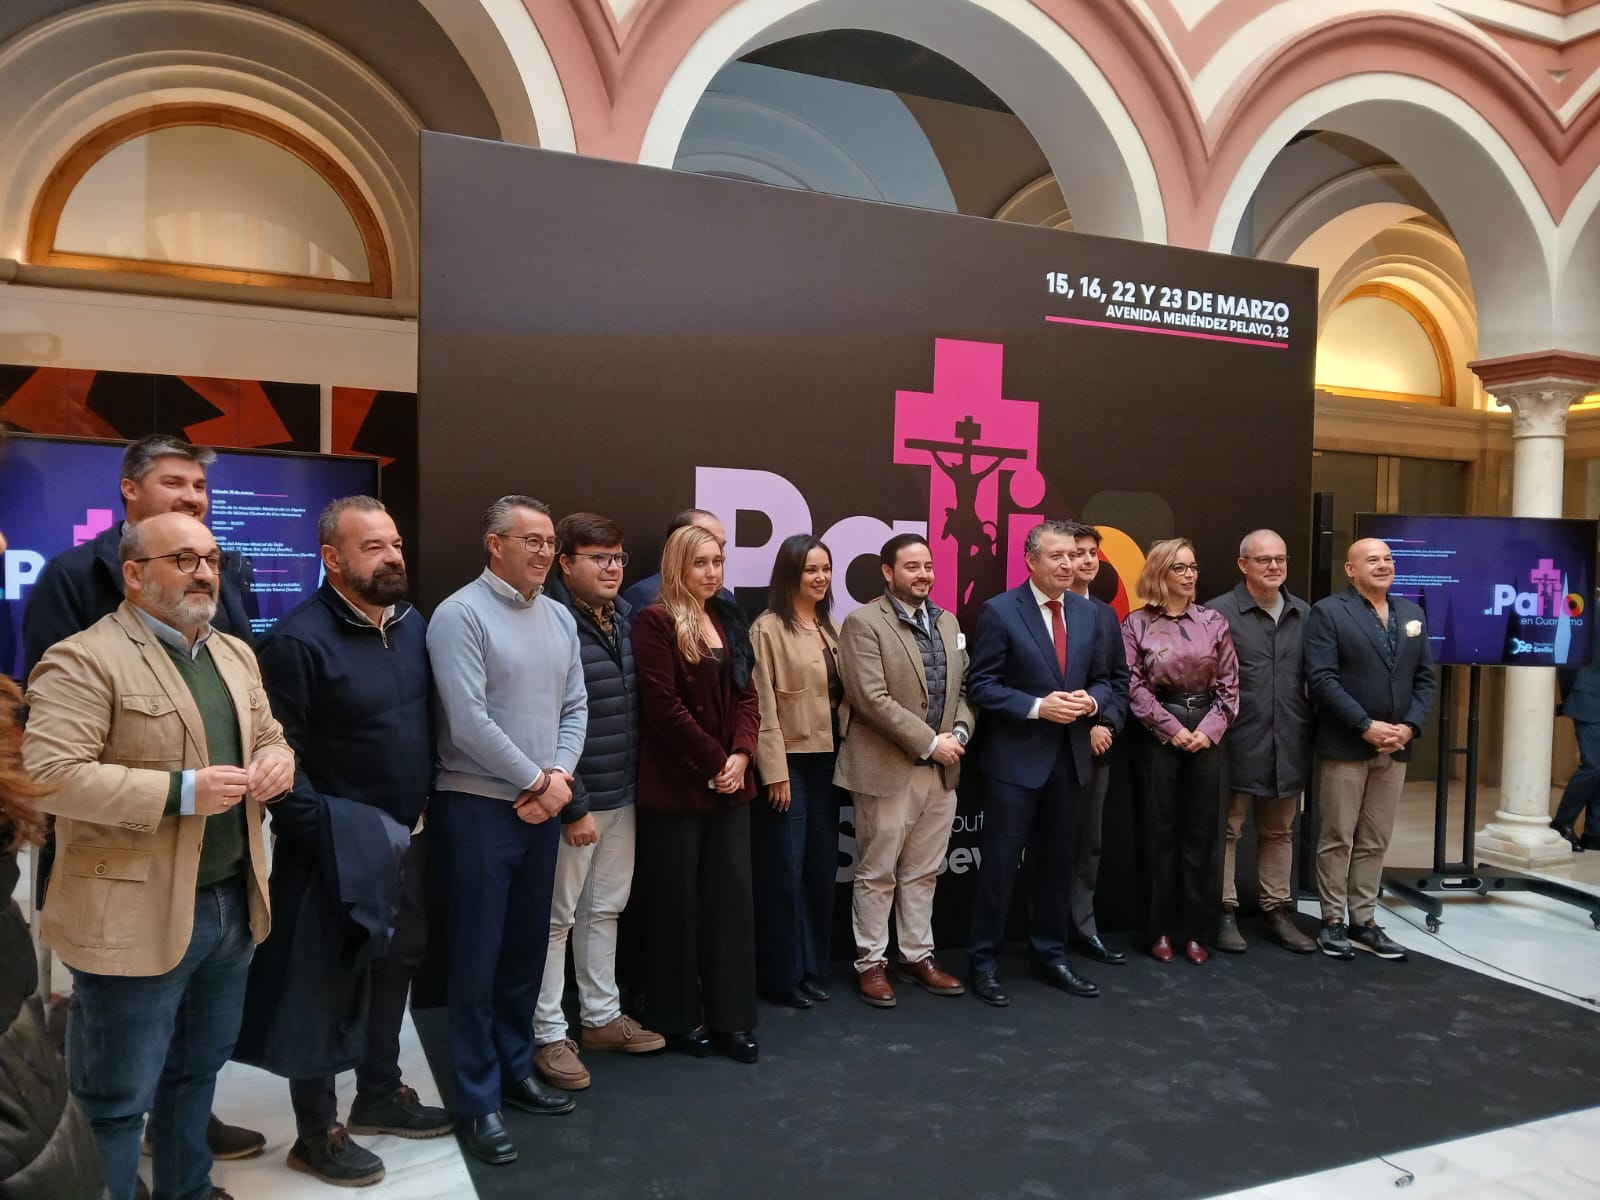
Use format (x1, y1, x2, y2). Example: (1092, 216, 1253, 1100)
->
(1246, 555, 1288, 568)
(1170, 563, 1201, 576)
(573, 552, 629, 569)
(498, 534, 559, 554)
(132, 551, 223, 574)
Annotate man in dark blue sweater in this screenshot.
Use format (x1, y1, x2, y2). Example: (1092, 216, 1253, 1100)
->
(534, 513, 664, 1092)
(242, 496, 449, 1186)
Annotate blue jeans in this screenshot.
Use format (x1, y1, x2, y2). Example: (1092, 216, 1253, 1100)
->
(68, 876, 254, 1200)
(752, 751, 844, 991)
(1554, 719, 1600, 833)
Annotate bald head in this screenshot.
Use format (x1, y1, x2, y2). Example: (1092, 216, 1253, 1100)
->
(123, 512, 221, 638)
(1344, 537, 1395, 600)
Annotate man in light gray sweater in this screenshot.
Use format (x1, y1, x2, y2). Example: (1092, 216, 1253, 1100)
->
(427, 495, 588, 1166)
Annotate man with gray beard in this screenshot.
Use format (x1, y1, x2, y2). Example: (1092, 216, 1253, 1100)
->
(23, 512, 293, 1200)
(239, 497, 449, 1186)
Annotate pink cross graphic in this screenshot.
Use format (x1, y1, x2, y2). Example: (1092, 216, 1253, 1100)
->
(893, 339, 1046, 612)
(73, 508, 115, 547)
(1531, 558, 1561, 619)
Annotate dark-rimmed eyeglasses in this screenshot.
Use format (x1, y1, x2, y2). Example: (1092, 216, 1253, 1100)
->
(1170, 563, 1200, 576)
(132, 551, 222, 574)
(1245, 555, 1288, 568)
(573, 552, 629, 569)
(497, 534, 559, 554)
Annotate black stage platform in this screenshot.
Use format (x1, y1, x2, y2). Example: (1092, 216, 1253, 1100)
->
(415, 915, 1600, 1199)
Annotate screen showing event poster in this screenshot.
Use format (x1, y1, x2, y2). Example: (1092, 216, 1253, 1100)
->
(416, 133, 1318, 945)
(0, 435, 379, 677)
(1355, 513, 1599, 667)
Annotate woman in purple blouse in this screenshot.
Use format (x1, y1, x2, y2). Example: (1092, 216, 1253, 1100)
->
(1122, 538, 1240, 966)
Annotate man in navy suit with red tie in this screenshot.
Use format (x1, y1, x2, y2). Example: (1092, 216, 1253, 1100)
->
(965, 520, 1117, 1005)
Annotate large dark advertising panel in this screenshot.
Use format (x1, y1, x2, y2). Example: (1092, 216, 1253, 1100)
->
(1355, 513, 1598, 667)
(418, 133, 1317, 941)
(0, 435, 379, 677)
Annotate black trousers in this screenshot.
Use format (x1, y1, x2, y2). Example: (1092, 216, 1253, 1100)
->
(965, 750, 1080, 975)
(635, 805, 757, 1036)
(289, 831, 431, 1137)
(1131, 723, 1223, 945)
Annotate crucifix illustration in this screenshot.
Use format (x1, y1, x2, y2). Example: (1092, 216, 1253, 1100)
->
(904, 415, 1027, 615)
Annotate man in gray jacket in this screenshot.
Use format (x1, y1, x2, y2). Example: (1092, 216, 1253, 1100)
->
(1206, 530, 1316, 954)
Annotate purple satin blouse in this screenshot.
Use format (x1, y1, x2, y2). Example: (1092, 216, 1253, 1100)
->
(1122, 603, 1240, 746)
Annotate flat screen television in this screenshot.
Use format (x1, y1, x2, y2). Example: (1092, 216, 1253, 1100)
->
(0, 434, 380, 678)
(1353, 513, 1598, 667)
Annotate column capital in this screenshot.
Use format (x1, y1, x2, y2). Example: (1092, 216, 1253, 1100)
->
(1470, 350, 1600, 439)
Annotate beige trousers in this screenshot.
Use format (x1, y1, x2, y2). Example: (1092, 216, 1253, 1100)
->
(1316, 756, 1407, 926)
(1222, 793, 1299, 911)
(850, 767, 956, 972)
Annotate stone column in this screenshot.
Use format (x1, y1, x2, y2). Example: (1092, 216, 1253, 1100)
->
(1472, 353, 1600, 868)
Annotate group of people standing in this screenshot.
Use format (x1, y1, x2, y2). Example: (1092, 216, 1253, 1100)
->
(0, 432, 1439, 1200)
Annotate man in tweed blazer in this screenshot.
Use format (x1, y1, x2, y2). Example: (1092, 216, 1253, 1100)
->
(835, 534, 974, 1009)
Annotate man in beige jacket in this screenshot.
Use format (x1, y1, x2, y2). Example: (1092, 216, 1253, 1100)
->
(835, 533, 973, 1008)
(24, 511, 292, 1200)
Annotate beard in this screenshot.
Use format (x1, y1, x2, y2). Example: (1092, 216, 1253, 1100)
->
(344, 558, 408, 606)
(142, 576, 218, 630)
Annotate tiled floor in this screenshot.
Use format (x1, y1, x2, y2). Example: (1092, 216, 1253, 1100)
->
(17, 781, 1600, 1199)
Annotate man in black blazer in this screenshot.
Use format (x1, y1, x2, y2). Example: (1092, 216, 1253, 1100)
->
(23, 435, 257, 677)
(1552, 664, 1600, 849)
(965, 520, 1116, 1005)
(1304, 537, 1436, 962)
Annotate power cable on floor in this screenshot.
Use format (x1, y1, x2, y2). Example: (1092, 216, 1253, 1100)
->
(1379, 900, 1600, 1007)
(1376, 1153, 1415, 1187)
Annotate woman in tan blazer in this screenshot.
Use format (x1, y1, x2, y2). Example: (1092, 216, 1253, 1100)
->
(750, 533, 846, 1007)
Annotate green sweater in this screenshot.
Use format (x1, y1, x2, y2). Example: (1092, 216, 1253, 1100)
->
(159, 643, 247, 887)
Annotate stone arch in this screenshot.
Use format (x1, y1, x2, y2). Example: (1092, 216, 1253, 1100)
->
(672, 61, 957, 208)
(417, 0, 574, 150)
(1554, 163, 1600, 358)
(0, 0, 424, 302)
(1208, 75, 1554, 360)
(635, 0, 1166, 241)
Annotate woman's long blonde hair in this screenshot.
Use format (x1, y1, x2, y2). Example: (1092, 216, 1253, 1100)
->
(658, 524, 724, 663)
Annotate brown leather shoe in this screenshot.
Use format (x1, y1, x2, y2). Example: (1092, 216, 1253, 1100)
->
(1184, 940, 1209, 966)
(1263, 908, 1318, 954)
(580, 1015, 666, 1054)
(1149, 935, 1174, 963)
(856, 963, 896, 1007)
(533, 1039, 590, 1090)
(896, 956, 965, 996)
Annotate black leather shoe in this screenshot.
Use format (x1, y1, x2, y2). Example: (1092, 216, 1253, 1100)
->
(713, 1031, 759, 1063)
(969, 969, 1010, 1007)
(458, 1112, 516, 1165)
(146, 1114, 265, 1161)
(1551, 821, 1585, 851)
(501, 1076, 575, 1116)
(669, 1028, 713, 1057)
(797, 978, 831, 1002)
(762, 988, 812, 1009)
(1073, 934, 1127, 965)
(1581, 834, 1600, 851)
(1031, 961, 1100, 998)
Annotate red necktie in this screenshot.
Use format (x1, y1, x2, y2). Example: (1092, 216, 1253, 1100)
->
(1045, 599, 1067, 676)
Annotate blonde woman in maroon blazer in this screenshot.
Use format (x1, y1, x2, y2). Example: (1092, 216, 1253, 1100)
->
(631, 524, 761, 1063)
